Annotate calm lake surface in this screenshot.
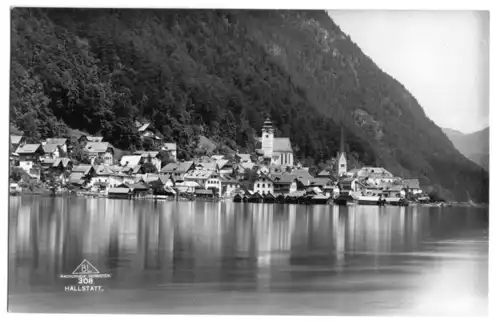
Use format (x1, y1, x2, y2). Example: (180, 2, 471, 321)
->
(8, 196, 488, 316)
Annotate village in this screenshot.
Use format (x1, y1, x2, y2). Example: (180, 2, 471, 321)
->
(9, 118, 434, 206)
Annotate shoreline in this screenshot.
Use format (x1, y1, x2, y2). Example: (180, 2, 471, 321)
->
(9, 194, 488, 209)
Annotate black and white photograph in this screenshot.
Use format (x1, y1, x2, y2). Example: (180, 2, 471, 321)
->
(4, 0, 495, 318)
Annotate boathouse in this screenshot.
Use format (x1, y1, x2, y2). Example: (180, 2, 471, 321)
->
(108, 187, 131, 199)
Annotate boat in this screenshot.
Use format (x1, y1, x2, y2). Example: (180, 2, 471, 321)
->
(311, 194, 331, 205)
(384, 197, 409, 206)
(357, 195, 383, 205)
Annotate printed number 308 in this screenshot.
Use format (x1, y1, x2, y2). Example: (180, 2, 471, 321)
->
(78, 277, 94, 285)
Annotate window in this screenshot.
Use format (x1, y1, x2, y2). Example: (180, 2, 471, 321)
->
(257, 184, 260, 188)
(268, 184, 271, 188)
(265, 134, 269, 138)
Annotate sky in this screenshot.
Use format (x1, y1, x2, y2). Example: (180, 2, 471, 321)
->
(328, 11, 489, 134)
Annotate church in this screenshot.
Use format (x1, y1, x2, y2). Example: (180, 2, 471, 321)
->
(256, 118, 294, 166)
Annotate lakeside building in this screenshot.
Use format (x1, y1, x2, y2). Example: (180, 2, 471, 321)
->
(84, 142, 115, 165)
(253, 174, 274, 195)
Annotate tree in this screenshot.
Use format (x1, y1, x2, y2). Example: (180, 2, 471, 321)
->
(142, 155, 158, 173)
(150, 179, 165, 195)
(9, 167, 25, 182)
(244, 168, 259, 182)
(158, 150, 174, 167)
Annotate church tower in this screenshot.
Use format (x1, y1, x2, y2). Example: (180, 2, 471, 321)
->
(337, 126, 347, 177)
(262, 117, 274, 158)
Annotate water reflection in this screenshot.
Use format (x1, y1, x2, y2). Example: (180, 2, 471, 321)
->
(8, 197, 488, 315)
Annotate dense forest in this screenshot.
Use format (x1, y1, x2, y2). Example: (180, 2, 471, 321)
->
(10, 8, 488, 202)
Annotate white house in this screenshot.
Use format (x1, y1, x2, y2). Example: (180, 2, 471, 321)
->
(205, 173, 222, 197)
(41, 144, 61, 160)
(253, 175, 274, 195)
(89, 165, 126, 191)
(15, 144, 43, 172)
(84, 142, 114, 165)
(45, 138, 68, 154)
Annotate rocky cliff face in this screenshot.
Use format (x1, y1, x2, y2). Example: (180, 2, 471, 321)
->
(10, 8, 488, 202)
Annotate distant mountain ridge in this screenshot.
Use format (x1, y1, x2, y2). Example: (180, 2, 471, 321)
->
(442, 127, 489, 171)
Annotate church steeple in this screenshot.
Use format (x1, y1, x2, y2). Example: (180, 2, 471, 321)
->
(340, 126, 345, 154)
(337, 126, 347, 177)
(261, 117, 274, 158)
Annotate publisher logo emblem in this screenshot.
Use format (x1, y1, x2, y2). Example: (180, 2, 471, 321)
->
(72, 259, 100, 275)
(60, 259, 111, 292)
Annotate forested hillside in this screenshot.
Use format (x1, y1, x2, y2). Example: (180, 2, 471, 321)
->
(10, 8, 488, 202)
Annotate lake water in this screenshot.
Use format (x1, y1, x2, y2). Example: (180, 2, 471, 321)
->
(8, 196, 488, 316)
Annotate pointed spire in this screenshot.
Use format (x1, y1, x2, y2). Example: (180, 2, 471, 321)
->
(340, 126, 345, 154)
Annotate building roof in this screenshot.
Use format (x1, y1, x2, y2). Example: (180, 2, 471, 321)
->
(317, 170, 331, 177)
(10, 135, 23, 145)
(41, 158, 56, 165)
(72, 165, 93, 174)
(69, 173, 85, 185)
(195, 189, 214, 195)
(108, 187, 131, 194)
(138, 123, 151, 132)
(42, 144, 60, 154)
(160, 163, 178, 173)
(160, 161, 194, 173)
(290, 169, 313, 179)
(254, 174, 273, 182)
(384, 185, 404, 192)
(196, 162, 218, 171)
(273, 138, 293, 152)
(240, 162, 256, 170)
(15, 144, 41, 154)
(358, 167, 393, 178)
(86, 136, 103, 142)
(402, 179, 420, 189)
(310, 177, 333, 187)
(221, 175, 239, 184)
(52, 158, 71, 168)
(185, 169, 214, 180)
(140, 151, 160, 158)
(158, 174, 172, 184)
(215, 159, 229, 169)
(120, 155, 142, 168)
(163, 142, 177, 150)
(45, 138, 67, 145)
(127, 183, 149, 191)
(85, 142, 111, 153)
(211, 155, 225, 160)
(273, 174, 297, 184)
(95, 165, 115, 176)
(236, 153, 252, 162)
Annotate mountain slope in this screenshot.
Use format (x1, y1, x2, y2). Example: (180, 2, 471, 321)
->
(442, 128, 465, 140)
(443, 127, 489, 170)
(10, 8, 488, 202)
